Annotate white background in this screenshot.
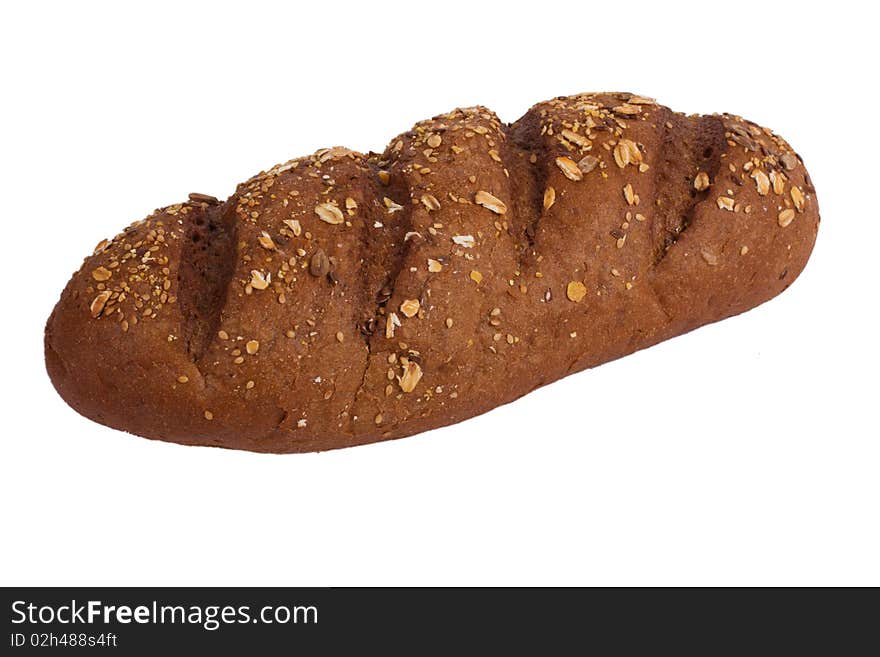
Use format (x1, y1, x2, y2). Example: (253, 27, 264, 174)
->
(1, 1, 877, 586)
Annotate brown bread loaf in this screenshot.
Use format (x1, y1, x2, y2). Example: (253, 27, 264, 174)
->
(44, 92, 819, 453)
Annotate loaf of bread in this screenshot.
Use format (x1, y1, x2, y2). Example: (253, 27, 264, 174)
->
(45, 92, 819, 452)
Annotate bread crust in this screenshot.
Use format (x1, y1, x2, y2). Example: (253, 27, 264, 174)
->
(45, 92, 819, 452)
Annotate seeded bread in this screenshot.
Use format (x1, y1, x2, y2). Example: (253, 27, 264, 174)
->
(44, 92, 819, 453)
